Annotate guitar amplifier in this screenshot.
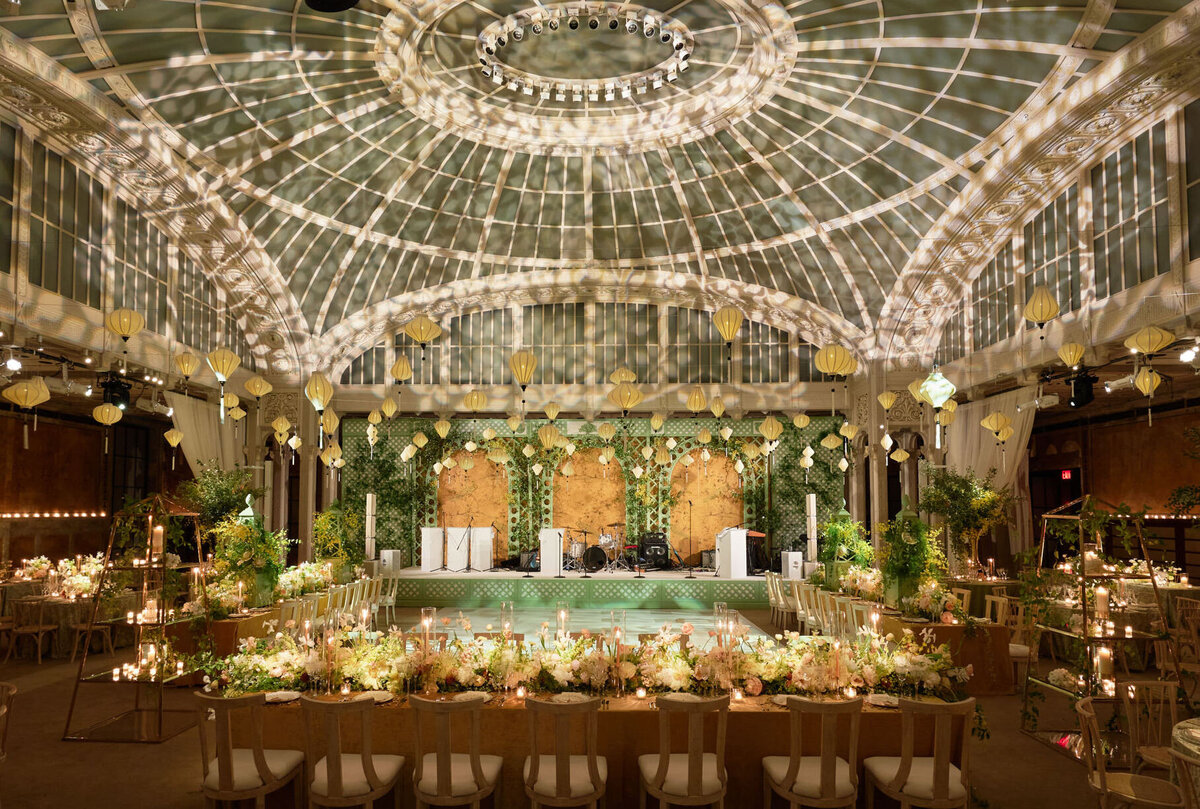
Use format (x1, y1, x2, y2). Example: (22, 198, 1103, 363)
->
(700, 549, 716, 569)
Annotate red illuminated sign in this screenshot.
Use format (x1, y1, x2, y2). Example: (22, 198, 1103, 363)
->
(1061, 470, 1072, 480)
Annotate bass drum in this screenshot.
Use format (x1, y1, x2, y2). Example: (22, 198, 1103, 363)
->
(582, 545, 607, 572)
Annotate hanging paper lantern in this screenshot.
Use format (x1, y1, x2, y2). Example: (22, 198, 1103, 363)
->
(919, 369, 956, 409)
(996, 426, 1015, 444)
(433, 462, 444, 475)
(1023, 285, 1060, 327)
(228, 406, 247, 422)
(890, 448, 910, 464)
(759, 415, 783, 442)
(434, 419, 451, 439)
(641, 445, 654, 461)
(532, 462, 544, 476)
(813, 345, 857, 377)
(609, 367, 637, 384)
(273, 429, 288, 445)
(681, 454, 694, 468)
(837, 457, 850, 472)
(381, 395, 399, 419)
(333, 458, 346, 469)
(561, 462, 574, 477)
(243, 375, 273, 399)
(509, 350, 537, 388)
(697, 428, 712, 444)
(320, 409, 340, 435)
(1057, 343, 1086, 369)
(799, 456, 814, 469)
(820, 433, 842, 450)
(742, 443, 761, 459)
(719, 426, 733, 442)
(507, 414, 523, 432)
(390, 354, 413, 383)
(442, 456, 456, 470)
(287, 435, 302, 452)
(206, 348, 240, 383)
(413, 431, 428, 448)
(712, 306, 744, 347)
(601, 446, 616, 462)
(482, 427, 497, 441)
(655, 445, 671, 465)
(1126, 326, 1175, 356)
(319, 448, 333, 467)
(522, 443, 535, 458)
(838, 422, 859, 440)
(3, 377, 49, 409)
(93, 403, 122, 426)
(543, 401, 561, 421)
(710, 396, 726, 419)
(650, 412, 665, 431)
(174, 352, 200, 379)
(685, 386, 706, 415)
(608, 382, 644, 414)
(700, 448, 711, 463)
(734, 458, 745, 474)
(400, 445, 417, 462)
(881, 433, 894, 452)
(538, 424, 560, 450)
(803, 446, 814, 458)
(598, 453, 609, 466)
(877, 391, 897, 411)
(271, 415, 291, 434)
(554, 432, 569, 449)
(304, 372, 334, 412)
(404, 315, 443, 348)
(105, 308, 145, 344)
(792, 412, 810, 429)
(632, 465, 644, 479)
(463, 390, 487, 413)
(465, 440, 478, 453)
(163, 427, 184, 449)
(222, 392, 240, 410)
(597, 422, 616, 442)
(1135, 366, 1162, 396)
(664, 437, 677, 450)
(327, 443, 343, 461)
(367, 410, 383, 425)
(937, 410, 956, 426)
(942, 400, 958, 413)
(565, 443, 576, 456)
(979, 412, 1011, 436)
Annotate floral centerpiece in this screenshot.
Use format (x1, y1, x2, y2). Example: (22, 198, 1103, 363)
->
(182, 577, 244, 621)
(839, 565, 883, 600)
(275, 562, 335, 600)
(900, 579, 961, 623)
(207, 513, 292, 609)
(23, 556, 51, 579)
(55, 553, 105, 598)
(919, 464, 1013, 570)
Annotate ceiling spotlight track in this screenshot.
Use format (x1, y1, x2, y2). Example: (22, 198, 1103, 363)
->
(477, 2, 695, 103)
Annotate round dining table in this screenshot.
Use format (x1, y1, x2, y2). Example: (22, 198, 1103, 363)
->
(1172, 717, 1200, 803)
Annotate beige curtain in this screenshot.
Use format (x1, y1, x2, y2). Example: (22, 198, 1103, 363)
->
(165, 391, 241, 475)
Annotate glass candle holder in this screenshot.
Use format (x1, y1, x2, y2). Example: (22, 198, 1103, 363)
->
(556, 601, 570, 639)
(421, 606, 437, 648)
(500, 601, 515, 637)
(610, 609, 626, 648)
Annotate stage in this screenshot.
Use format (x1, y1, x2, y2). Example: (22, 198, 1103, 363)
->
(385, 566, 768, 610)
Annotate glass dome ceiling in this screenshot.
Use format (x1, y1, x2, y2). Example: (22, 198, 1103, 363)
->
(0, 0, 1190, 369)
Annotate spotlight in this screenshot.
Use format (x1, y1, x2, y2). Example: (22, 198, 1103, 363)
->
(626, 18, 638, 33)
(608, 16, 619, 29)
(645, 24, 655, 37)
(673, 33, 684, 49)
(1070, 372, 1097, 408)
(511, 25, 523, 40)
(496, 34, 506, 47)
(548, 17, 559, 30)
(101, 375, 131, 411)
(84, 385, 92, 398)
(588, 16, 598, 28)
(1104, 374, 1134, 394)
(4, 351, 19, 373)
(531, 21, 542, 34)
(84, 351, 93, 365)
(569, 15, 579, 28)
(660, 30, 671, 43)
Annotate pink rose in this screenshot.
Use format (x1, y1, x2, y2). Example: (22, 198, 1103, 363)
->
(940, 612, 954, 624)
(744, 676, 763, 696)
(681, 623, 695, 636)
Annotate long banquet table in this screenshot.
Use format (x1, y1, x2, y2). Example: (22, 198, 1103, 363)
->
(879, 615, 1013, 696)
(241, 692, 964, 809)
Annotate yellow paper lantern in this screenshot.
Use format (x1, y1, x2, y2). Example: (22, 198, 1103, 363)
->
(1057, 342, 1086, 369)
(174, 352, 200, 379)
(221, 393, 240, 410)
(759, 415, 783, 442)
(742, 442, 761, 459)
(650, 412, 666, 431)
(390, 354, 413, 383)
(655, 445, 671, 466)
(288, 435, 302, 452)
(979, 412, 1011, 435)
(274, 430, 288, 445)
(506, 414, 522, 432)
(434, 419, 451, 439)
(228, 406, 247, 422)
(165, 428, 185, 448)
(877, 391, 897, 411)
(367, 409, 382, 425)
(1126, 326, 1175, 356)
(838, 422, 860, 440)
(697, 428, 712, 444)
(381, 395, 399, 419)
(996, 426, 1015, 443)
(819, 433, 842, 450)
(243, 375, 273, 399)
(792, 412, 810, 429)
(105, 308, 145, 342)
(327, 442, 343, 461)
(907, 378, 932, 405)
(92, 403, 123, 426)
(482, 427, 497, 441)
(942, 400, 958, 413)
(2, 377, 49, 409)
(813, 345, 857, 377)
(320, 409, 340, 435)
(597, 422, 616, 442)
(509, 350, 537, 387)
(710, 396, 726, 419)
(206, 348, 240, 383)
(889, 448, 910, 464)
(608, 382, 644, 414)
(937, 409, 957, 427)
(463, 390, 487, 413)
(404, 315, 443, 346)
(1135, 366, 1162, 396)
(543, 401, 560, 421)
(712, 306, 744, 344)
(609, 367, 637, 384)
(538, 423, 560, 450)
(304, 372, 334, 412)
(271, 415, 291, 434)
(1023, 285, 1060, 326)
(413, 431, 428, 448)
(719, 426, 733, 442)
(685, 386, 707, 415)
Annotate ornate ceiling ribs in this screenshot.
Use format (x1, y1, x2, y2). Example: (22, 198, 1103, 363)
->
(878, 2, 1200, 369)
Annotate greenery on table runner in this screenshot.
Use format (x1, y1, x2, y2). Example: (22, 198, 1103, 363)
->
(876, 499, 944, 603)
(210, 514, 292, 608)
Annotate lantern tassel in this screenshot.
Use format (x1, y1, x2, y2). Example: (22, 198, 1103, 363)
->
(22, 421, 28, 451)
(219, 382, 226, 424)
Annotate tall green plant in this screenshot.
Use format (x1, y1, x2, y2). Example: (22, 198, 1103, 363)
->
(818, 515, 872, 566)
(918, 463, 1012, 562)
(176, 463, 264, 533)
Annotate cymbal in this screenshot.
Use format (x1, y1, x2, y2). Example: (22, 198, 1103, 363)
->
(607, 521, 626, 527)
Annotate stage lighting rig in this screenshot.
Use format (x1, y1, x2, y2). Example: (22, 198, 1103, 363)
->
(101, 374, 132, 411)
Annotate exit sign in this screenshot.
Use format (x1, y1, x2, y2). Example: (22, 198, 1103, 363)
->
(1061, 470, 1073, 480)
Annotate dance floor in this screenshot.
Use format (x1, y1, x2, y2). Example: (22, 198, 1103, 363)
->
(386, 566, 769, 609)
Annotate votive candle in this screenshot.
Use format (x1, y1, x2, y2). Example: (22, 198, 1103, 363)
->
(636, 687, 647, 699)
(112, 667, 120, 682)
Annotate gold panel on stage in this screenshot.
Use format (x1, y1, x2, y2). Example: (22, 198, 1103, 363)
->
(670, 450, 743, 566)
(436, 450, 508, 562)
(552, 448, 626, 539)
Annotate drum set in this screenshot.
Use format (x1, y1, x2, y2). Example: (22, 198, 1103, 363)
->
(562, 522, 640, 573)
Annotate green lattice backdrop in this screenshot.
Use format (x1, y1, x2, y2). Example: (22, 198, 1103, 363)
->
(341, 415, 846, 565)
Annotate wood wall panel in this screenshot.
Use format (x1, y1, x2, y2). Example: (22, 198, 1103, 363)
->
(670, 451, 743, 566)
(552, 448, 626, 540)
(436, 450, 508, 562)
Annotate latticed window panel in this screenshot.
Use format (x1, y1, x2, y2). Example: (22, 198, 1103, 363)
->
(935, 304, 968, 366)
(595, 302, 659, 385)
(224, 311, 255, 372)
(27, 142, 103, 309)
(176, 255, 219, 355)
(394, 332, 441, 385)
(1091, 120, 1171, 299)
(971, 242, 1015, 349)
(666, 307, 730, 383)
(741, 320, 790, 384)
(523, 303, 586, 385)
(112, 199, 170, 335)
(1024, 186, 1081, 317)
(341, 344, 388, 385)
(450, 308, 514, 385)
(1184, 100, 1200, 263)
(0, 123, 14, 275)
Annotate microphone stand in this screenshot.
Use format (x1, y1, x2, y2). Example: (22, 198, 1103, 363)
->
(554, 528, 566, 579)
(433, 507, 450, 573)
(450, 516, 473, 574)
(484, 521, 502, 573)
(686, 499, 695, 579)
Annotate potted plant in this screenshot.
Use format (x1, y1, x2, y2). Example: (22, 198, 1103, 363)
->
(877, 497, 943, 607)
(817, 506, 872, 587)
(919, 464, 1013, 571)
(313, 500, 362, 581)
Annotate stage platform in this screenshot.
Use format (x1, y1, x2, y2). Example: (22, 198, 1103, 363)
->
(387, 567, 767, 610)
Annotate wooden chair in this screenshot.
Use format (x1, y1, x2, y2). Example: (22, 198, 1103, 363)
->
(5, 598, 57, 664)
(638, 694, 729, 809)
(1121, 680, 1181, 774)
(0, 682, 17, 763)
(1076, 697, 1185, 808)
(279, 599, 305, 630)
(780, 576, 800, 632)
(303, 593, 324, 630)
(524, 695, 606, 808)
(69, 598, 114, 662)
(849, 603, 874, 636)
(300, 694, 404, 809)
(863, 697, 974, 809)
(981, 595, 1009, 625)
(790, 580, 810, 634)
(765, 572, 781, 627)
(1005, 597, 1038, 686)
(949, 588, 971, 616)
(796, 585, 822, 635)
(376, 578, 400, 627)
(763, 696, 861, 809)
(196, 691, 304, 809)
(410, 693, 503, 809)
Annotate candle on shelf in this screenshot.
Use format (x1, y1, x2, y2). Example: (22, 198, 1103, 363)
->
(1096, 646, 1114, 679)
(126, 611, 134, 625)
(112, 667, 120, 682)
(1095, 586, 1109, 622)
(176, 661, 184, 676)
(1182, 574, 1190, 587)
(1125, 625, 1134, 638)
(236, 581, 244, 612)
(556, 601, 570, 640)
(152, 525, 164, 555)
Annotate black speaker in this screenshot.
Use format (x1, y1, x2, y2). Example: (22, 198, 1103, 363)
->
(643, 544, 668, 569)
(700, 549, 716, 569)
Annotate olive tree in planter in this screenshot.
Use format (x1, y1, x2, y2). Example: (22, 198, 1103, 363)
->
(918, 463, 1012, 571)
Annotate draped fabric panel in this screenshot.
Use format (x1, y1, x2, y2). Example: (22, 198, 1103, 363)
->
(945, 386, 1037, 552)
(165, 391, 241, 475)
